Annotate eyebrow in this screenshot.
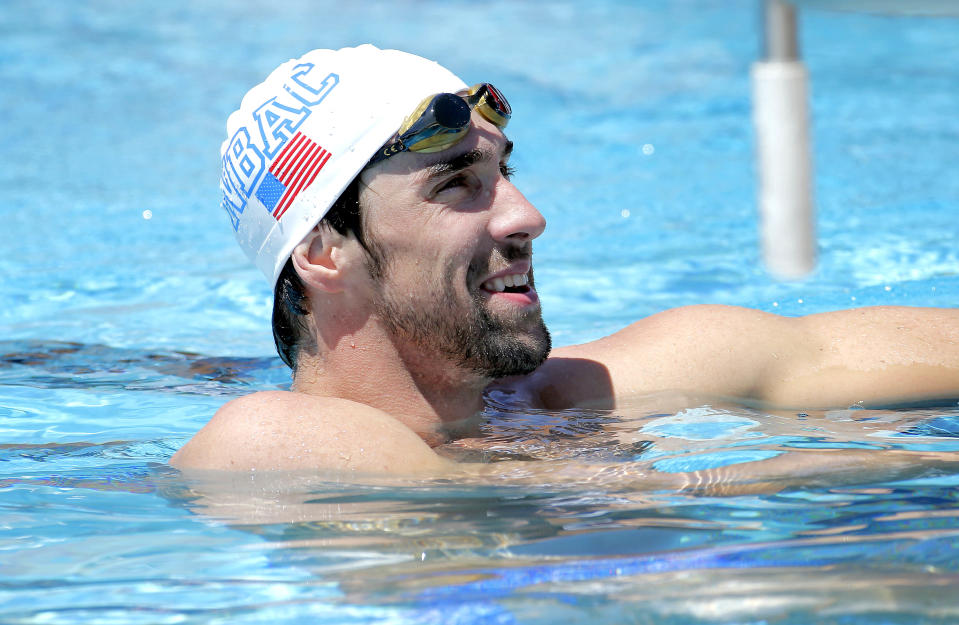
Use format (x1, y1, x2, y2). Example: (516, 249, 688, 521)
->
(420, 140, 514, 183)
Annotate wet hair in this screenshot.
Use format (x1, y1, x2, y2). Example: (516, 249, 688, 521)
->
(272, 178, 362, 369)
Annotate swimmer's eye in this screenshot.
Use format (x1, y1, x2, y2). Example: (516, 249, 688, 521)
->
(432, 164, 515, 197)
(435, 174, 469, 193)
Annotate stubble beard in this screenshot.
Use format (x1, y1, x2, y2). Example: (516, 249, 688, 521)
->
(365, 241, 552, 380)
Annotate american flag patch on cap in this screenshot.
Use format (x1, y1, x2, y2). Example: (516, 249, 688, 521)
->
(255, 132, 332, 221)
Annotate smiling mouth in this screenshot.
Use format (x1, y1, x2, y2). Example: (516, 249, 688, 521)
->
(480, 272, 531, 294)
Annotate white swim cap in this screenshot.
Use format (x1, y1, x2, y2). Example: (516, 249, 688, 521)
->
(219, 45, 467, 286)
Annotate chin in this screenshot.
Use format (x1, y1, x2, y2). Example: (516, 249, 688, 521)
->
(470, 321, 552, 379)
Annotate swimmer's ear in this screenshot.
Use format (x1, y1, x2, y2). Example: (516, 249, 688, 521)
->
(290, 225, 351, 293)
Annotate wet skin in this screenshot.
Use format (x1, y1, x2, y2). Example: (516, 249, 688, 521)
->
(171, 112, 959, 476)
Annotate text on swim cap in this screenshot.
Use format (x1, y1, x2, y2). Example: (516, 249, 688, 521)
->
(220, 65, 339, 231)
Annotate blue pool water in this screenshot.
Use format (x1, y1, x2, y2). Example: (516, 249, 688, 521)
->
(2, 1, 959, 623)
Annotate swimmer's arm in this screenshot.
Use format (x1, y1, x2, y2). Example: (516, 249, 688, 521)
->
(169, 391, 452, 474)
(760, 305, 959, 406)
(545, 305, 959, 408)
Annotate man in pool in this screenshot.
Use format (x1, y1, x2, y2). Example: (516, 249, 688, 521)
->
(171, 45, 959, 474)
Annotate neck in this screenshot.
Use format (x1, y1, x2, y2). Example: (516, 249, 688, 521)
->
(291, 323, 488, 446)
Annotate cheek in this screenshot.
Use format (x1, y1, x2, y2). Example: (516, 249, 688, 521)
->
(369, 214, 488, 286)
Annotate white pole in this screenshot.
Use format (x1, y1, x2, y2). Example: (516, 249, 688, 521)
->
(752, 0, 816, 279)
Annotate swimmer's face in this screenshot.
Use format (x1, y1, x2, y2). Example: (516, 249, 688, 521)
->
(356, 111, 551, 378)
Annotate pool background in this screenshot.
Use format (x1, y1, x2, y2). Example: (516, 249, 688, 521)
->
(2, 0, 959, 623)
(3, 0, 957, 358)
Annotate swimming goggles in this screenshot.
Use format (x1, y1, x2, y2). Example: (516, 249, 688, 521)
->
(368, 83, 511, 165)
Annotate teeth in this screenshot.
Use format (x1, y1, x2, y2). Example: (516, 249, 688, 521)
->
(483, 273, 528, 292)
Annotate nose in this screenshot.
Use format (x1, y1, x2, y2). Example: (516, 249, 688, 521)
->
(488, 178, 547, 244)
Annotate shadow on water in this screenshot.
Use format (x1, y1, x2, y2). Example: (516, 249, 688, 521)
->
(0, 339, 289, 396)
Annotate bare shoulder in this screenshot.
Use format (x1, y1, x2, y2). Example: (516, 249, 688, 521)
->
(520, 305, 778, 406)
(557, 305, 780, 356)
(170, 391, 450, 474)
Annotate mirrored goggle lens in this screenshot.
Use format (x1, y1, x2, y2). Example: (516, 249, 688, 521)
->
(468, 83, 511, 128)
(399, 93, 472, 154)
(370, 84, 512, 164)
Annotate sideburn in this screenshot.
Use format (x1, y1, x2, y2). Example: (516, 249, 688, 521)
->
(359, 226, 389, 281)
